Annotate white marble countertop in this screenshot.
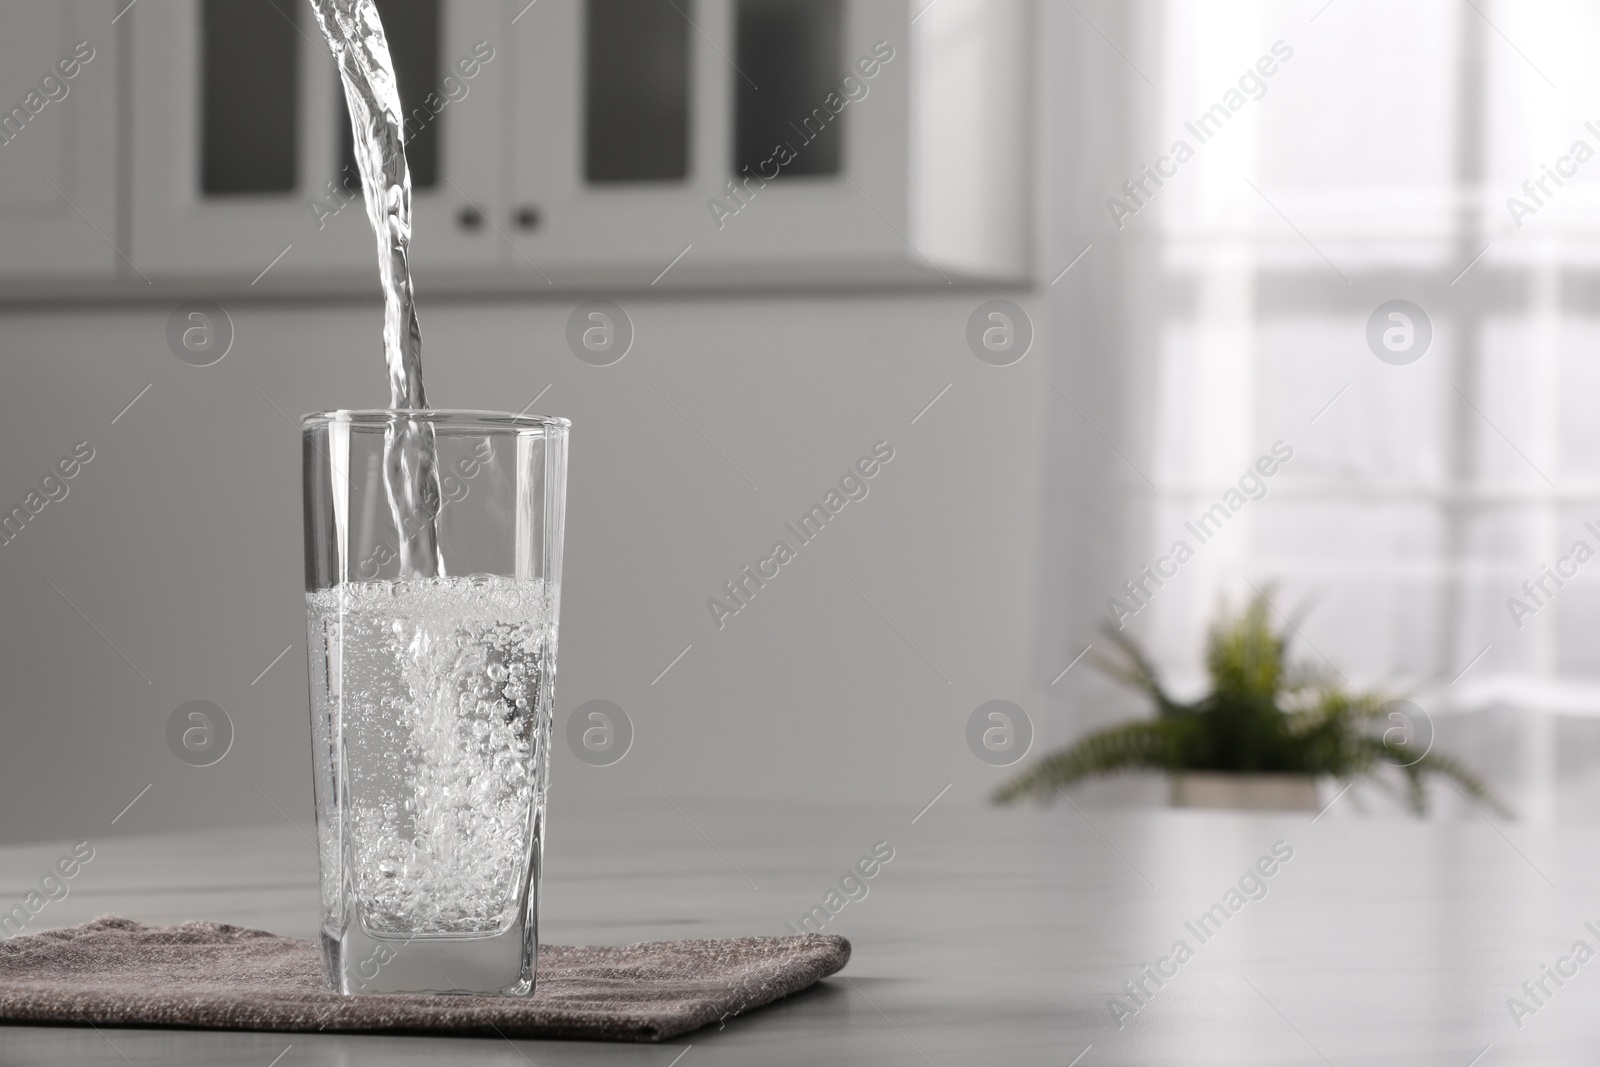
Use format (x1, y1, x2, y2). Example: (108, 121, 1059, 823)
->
(0, 798, 1596, 1065)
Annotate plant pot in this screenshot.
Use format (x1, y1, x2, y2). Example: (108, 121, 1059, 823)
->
(1169, 773, 1320, 812)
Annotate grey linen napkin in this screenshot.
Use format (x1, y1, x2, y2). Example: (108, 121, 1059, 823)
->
(0, 917, 850, 1042)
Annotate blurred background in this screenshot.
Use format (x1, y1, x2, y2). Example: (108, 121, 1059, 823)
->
(3, 0, 1598, 847)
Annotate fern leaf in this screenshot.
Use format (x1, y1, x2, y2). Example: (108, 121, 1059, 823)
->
(992, 721, 1173, 805)
(1092, 627, 1182, 714)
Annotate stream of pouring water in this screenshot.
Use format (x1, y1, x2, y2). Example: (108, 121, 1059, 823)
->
(308, 0, 446, 577)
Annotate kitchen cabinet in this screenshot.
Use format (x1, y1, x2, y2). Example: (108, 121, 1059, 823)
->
(15, 0, 1031, 294)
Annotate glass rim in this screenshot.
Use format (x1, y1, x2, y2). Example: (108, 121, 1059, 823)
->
(299, 409, 570, 431)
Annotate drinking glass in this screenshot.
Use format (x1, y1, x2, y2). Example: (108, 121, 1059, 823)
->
(301, 410, 568, 995)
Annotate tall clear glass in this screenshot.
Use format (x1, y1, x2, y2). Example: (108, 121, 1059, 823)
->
(300, 410, 568, 996)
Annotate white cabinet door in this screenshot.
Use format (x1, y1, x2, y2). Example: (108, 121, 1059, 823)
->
(504, 0, 1026, 288)
(0, 2, 119, 280)
(504, 0, 728, 287)
(128, 0, 503, 284)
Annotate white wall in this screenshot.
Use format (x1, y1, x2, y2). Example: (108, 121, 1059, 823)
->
(0, 290, 1049, 845)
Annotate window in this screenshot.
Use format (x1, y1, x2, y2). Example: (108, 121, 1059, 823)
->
(1047, 0, 1600, 818)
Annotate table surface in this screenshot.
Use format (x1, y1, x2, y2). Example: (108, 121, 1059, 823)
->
(0, 798, 1597, 1066)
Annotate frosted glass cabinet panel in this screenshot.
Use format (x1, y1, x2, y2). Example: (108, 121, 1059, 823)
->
(0, 2, 119, 279)
(128, 0, 504, 283)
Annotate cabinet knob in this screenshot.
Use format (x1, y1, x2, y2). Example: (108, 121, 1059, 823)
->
(514, 206, 541, 231)
(457, 205, 485, 231)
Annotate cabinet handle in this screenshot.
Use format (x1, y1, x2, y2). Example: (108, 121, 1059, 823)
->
(457, 205, 485, 231)
(514, 206, 541, 231)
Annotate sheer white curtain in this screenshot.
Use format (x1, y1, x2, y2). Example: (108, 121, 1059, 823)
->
(1041, 0, 1600, 819)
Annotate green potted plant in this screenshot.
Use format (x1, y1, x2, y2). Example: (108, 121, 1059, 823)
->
(994, 589, 1509, 816)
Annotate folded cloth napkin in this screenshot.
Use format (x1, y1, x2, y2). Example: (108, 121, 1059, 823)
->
(0, 917, 849, 1042)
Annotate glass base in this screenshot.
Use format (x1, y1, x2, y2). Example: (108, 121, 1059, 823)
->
(322, 915, 536, 996)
